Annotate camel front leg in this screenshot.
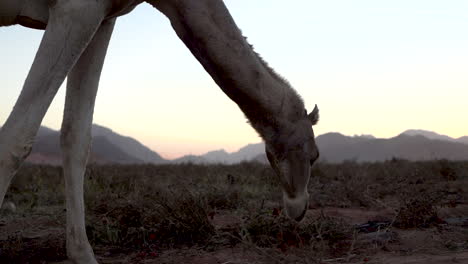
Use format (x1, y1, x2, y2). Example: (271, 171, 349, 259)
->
(60, 18, 116, 264)
(0, 0, 107, 210)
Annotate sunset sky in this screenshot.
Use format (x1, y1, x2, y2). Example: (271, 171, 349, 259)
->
(1, 0, 467, 159)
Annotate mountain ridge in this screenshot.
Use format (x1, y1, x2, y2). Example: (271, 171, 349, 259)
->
(91, 124, 165, 164)
(174, 129, 468, 164)
(2, 125, 466, 164)
(23, 124, 166, 165)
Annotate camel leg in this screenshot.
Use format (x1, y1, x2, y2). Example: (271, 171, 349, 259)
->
(60, 18, 116, 264)
(0, 0, 106, 209)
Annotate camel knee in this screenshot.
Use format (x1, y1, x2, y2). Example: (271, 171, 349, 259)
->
(0, 140, 33, 173)
(11, 144, 33, 169)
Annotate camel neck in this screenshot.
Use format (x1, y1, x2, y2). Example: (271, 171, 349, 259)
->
(151, 0, 305, 138)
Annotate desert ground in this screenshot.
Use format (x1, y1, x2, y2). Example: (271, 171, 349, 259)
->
(1, 160, 467, 263)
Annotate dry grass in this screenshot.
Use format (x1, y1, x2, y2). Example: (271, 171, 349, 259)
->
(2, 159, 467, 263)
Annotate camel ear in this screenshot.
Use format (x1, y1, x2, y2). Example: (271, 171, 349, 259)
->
(308, 104, 319, 125)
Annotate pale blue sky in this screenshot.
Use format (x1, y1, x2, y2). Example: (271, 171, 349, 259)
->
(1, 0, 467, 158)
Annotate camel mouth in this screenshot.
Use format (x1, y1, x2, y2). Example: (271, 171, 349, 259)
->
(294, 207, 307, 222)
(283, 193, 309, 222)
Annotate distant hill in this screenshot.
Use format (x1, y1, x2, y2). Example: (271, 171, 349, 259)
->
(2, 124, 467, 165)
(25, 125, 166, 164)
(172, 155, 209, 164)
(402, 129, 468, 145)
(172, 143, 264, 164)
(176, 130, 468, 164)
(456, 136, 468, 145)
(91, 125, 165, 164)
(316, 133, 468, 163)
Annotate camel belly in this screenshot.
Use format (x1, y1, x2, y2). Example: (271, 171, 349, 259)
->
(106, 0, 143, 19)
(1, 0, 143, 29)
(0, 0, 24, 26)
(0, 0, 48, 29)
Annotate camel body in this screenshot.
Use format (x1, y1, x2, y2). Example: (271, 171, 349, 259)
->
(0, 1, 319, 263)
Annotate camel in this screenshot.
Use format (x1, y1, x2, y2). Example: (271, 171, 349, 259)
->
(0, 0, 320, 263)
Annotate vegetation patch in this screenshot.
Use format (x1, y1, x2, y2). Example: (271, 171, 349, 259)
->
(2, 160, 467, 263)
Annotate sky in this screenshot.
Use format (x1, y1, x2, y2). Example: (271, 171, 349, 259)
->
(1, 0, 467, 159)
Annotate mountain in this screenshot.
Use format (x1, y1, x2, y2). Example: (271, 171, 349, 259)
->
(402, 129, 457, 142)
(201, 149, 231, 163)
(92, 125, 165, 164)
(401, 129, 468, 146)
(28, 128, 62, 165)
(37, 126, 56, 137)
(316, 133, 468, 163)
(25, 125, 166, 164)
(173, 143, 265, 164)
(175, 130, 468, 164)
(230, 143, 265, 162)
(172, 155, 209, 164)
(457, 136, 468, 144)
(3, 124, 467, 165)
(352, 134, 375, 139)
(202, 143, 265, 164)
(89, 136, 143, 164)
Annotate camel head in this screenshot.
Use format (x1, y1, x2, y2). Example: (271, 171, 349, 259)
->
(265, 105, 319, 221)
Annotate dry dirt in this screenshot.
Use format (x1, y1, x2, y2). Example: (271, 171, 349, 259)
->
(2, 205, 467, 264)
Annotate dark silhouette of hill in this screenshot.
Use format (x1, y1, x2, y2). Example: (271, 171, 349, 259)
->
(458, 136, 468, 144)
(402, 129, 468, 145)
(24, 125, 165, 164)
(3, 124, 467, 165)
(185, 130, 468, 164)
(402, 129, 455, 142)
(89, 136, 142, 164)
(91, 125, 165, 164)
(172, 155, 209, 164)
(315, 133, 468, 163)
(172, 143, 265, 164)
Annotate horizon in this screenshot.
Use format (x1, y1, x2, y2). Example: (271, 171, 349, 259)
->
(1, 1, 467, 159)
(37, 123, 468, 159)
